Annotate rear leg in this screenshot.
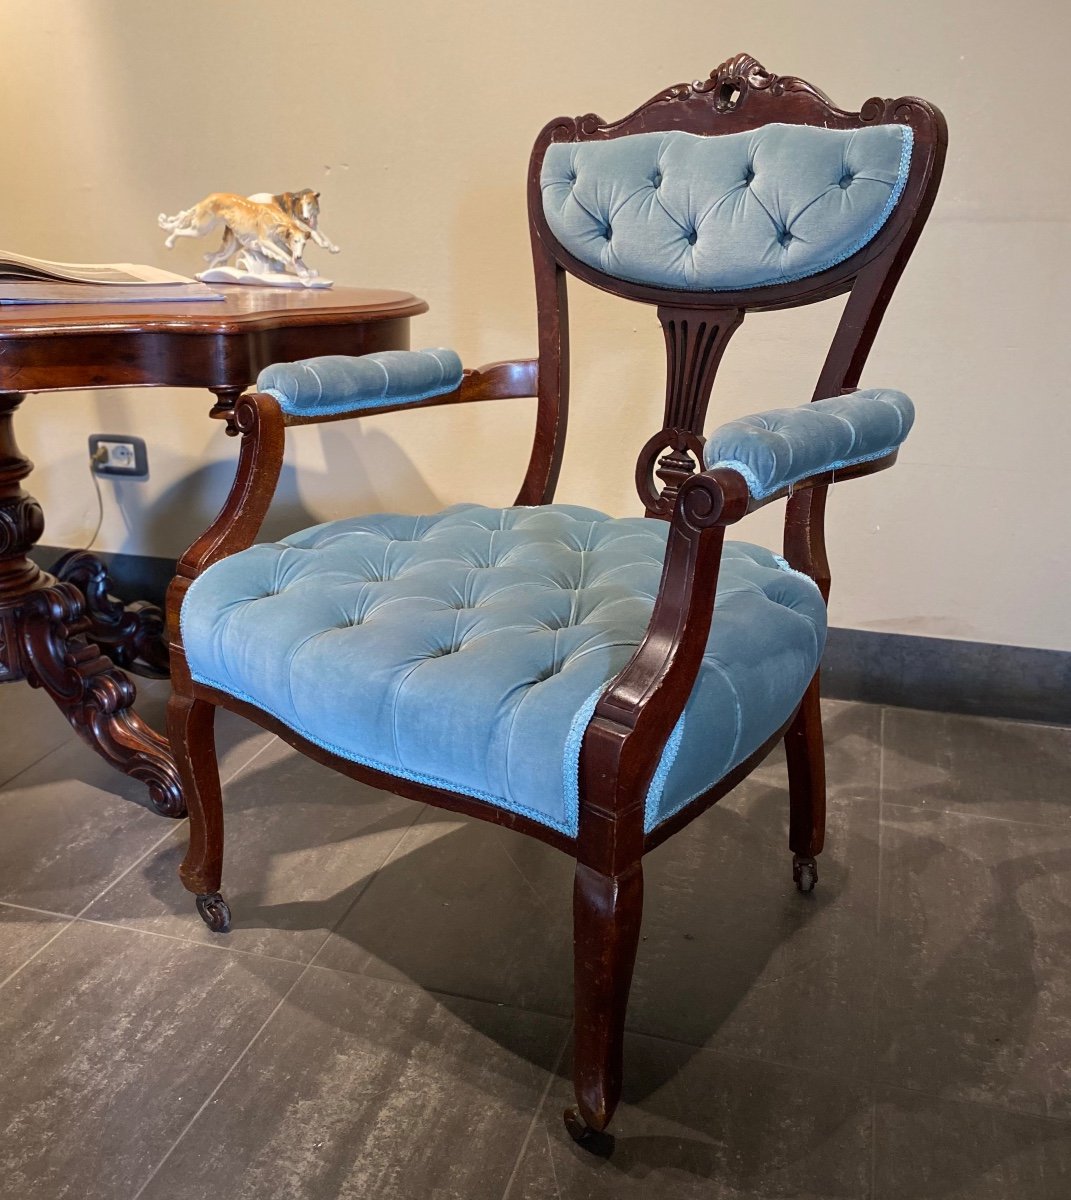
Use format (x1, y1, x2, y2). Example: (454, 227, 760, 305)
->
(203, 227, 237, 267)
(784, 672, 825, 893)
(158, 203, 219, 250)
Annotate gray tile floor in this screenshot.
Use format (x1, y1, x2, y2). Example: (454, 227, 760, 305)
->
(2, 679, 1070, 1199)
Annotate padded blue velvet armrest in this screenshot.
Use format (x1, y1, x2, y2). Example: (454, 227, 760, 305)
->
(257, 348, 464, 419)
(703, 389, 914, 499)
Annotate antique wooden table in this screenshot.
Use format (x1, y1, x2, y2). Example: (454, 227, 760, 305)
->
(0, 285, 428, 816)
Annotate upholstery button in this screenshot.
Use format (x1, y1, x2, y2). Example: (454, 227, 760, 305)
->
(744, 166, 755, 184)
(651, 171, 662, 187)
(603, 224, 613, 240)
(687, 228, 698, 246)
(839, 173, 854, 188)
(778, 229, 794, 246)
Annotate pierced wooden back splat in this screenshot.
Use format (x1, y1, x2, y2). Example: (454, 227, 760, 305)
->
(523, 53, 947, 516)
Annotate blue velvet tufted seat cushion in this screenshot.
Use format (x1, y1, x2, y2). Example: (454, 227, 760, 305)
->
(541, 123, 913, 291)
(705, 389, 915, 498)
(181, 505, 826, 835)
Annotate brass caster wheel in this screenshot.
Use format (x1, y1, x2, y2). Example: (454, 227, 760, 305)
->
(563, 1108, 615, 1157)
(793, 854, 818, 894)
(195, 892, 232, 933)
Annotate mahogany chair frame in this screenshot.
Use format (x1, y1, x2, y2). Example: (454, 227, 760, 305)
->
(166, 54, 946, 1147)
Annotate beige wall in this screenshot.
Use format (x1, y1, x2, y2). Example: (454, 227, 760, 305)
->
(1, 0, 1068, 649)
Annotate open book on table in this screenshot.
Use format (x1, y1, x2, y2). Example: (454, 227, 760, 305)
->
(0, 251, 225, 303)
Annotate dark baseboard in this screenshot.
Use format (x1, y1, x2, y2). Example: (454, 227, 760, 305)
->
(822, 627, 1071, 726)
(30, 545, 1071, 727)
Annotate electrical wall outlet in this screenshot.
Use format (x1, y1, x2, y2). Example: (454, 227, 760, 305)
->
(88, 434, 149, 479)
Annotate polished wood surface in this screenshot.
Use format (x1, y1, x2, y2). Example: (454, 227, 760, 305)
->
(0, 286, 427, 396)
(166, 53, 946, 1149)
(0, 285, 425, 815)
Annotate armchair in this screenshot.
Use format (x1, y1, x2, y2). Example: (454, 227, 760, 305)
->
(166, 54, 945, 1148)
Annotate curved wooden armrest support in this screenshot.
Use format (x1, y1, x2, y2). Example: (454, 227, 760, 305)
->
(459, 357, 539, 402)
(277, 357, 539, 426)
(171, 359, 539, 584)
(776, 449, 898, 600)
(175, 392, 287, 583)
(167, 362, 541, 648)
(576, 468, 750, 869)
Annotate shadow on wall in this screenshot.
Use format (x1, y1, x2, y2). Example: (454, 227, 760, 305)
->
(100, 422, 446, 557)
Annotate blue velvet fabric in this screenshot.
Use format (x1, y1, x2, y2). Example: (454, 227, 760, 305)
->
(257, 348, 463, 418)
(704, 389, 915, 498)
(541, 123, 912, 291)
(181, 505, 826, 835)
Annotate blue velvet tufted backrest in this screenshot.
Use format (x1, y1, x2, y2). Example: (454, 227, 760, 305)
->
(540, 123, 913, 293)
(516, 56, 946, 513)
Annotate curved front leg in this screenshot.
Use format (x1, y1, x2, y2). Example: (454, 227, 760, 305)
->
(167, 689, 228, 931)
(567, 861, 643, 1148)
(18, 582, 185, 817)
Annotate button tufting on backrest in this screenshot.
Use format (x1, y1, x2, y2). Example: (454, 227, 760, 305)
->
(541, 122, 913, 291)
(687, 228, 698, 246)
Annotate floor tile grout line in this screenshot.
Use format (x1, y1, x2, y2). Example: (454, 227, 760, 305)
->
(73, 826, 189, 922)
(877, 705, 886, 937)
(0, 917, 77, 994)
(20, 881, 1069, 1139)
(0, 735, 284, 986)
(220, 733, 282, 789)
(290, 947, 885, 1097)
(0, 732, 78, 793)
(303, 803, 428, 971)
(77, 800, 423, 968)
(73, 734, 280, 922)
(131, 942, 563, 1200)
(128, 960, 315, 1200)
(71, 913, 328, 970)
(543, 1124, 564, 1200)
(2, 810, 428, 987)
(498, 1026, 572, 1200)
(870, 703, 888, 1151)
(874, 1077, 1071, 1128)
(0, 899, 78, 920)
(284, 966, 872, 1093)
(881, 799, 1071, 831)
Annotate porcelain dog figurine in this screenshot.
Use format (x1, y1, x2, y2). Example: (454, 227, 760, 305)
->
(158, 192, 326, 284)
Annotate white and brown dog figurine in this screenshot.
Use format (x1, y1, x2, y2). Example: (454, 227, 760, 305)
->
(159, 192, 317, 279)
(248, 190, 340, 255)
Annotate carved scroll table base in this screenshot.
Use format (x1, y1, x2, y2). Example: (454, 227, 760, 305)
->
(0, 395, 184, 815)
